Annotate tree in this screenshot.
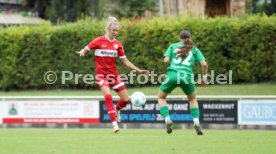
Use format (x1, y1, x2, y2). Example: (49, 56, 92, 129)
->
(109, 0, 158, 18)
(22, 0, 105, 22)
(21, 0, 159, 22)
(262, 0, 276, 16)
(252, 0, 258, 13)
(247, 0, 275, 15)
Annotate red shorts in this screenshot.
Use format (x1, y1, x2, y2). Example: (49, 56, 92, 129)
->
(96, 74, 126, 92)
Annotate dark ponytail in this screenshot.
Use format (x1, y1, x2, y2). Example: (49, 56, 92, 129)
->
(180, 38, 193, 56)
(177, 30, 193, 57)
(176, 38, 193, 57)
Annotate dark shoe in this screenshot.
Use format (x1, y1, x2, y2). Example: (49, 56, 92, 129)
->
(194, 125, 204, 135)
(166, 121, 173, 134)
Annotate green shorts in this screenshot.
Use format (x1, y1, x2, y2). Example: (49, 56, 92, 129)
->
(160, 70, 195, 95)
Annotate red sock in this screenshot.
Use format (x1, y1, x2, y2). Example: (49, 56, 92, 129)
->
(104, 94, 116, 122)
(116, 99, 130, 110)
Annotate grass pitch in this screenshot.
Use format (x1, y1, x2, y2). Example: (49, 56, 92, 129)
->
(0, 129, 275, 154)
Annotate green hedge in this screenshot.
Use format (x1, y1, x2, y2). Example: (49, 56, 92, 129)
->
(0, 16, 275, 90)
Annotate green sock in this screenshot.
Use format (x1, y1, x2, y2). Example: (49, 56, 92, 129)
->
(160, 106, 170, 119)
(190, 108, 200, 119)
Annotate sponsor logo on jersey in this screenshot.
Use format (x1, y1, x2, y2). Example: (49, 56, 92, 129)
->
(114, 44, 118, 49)
(101, 44, 107, 47)
(95, 49, 118, 57)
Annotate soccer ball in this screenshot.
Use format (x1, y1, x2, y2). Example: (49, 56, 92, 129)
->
(131, 91, 146, 107)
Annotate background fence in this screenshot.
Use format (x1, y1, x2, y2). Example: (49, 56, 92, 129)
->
(1, 95, 276, 129)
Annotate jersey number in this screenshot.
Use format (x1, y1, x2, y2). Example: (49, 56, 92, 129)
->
(173, 51, 192, 66)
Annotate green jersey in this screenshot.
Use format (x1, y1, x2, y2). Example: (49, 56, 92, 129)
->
(164, 42, 205, 75)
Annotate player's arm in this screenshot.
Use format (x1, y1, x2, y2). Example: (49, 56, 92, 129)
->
(195, 47, 208, 86)
(77, 47, 90, 56)
(120, 58, 149, 75)
(201, 60, 208, 86)
(118, 43, 149, 75)
(164, 57, 170, 65)
(164, 45, 173, 65)
(77, 38, 99, 56)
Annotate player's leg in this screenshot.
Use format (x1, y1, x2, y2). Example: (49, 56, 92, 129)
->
(112, 75, 130, 122)
(180, 77, 203, 135)
(158, 71, 176, 134)
(187, 93, 203, 135)
(100, 86, 119, 133)
(158, 90, 173, 134)
(98, 76, 119, 133)
(115, 89, 130, 122)
(116, 89, 130, 110)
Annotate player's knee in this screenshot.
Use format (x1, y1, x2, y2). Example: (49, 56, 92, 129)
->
(189, 99, 197, 105)
(121, 97, 130, 102)
(187, 93, 196, 101)
(104, 94, 113, 101)
(158, 92, 167, 99)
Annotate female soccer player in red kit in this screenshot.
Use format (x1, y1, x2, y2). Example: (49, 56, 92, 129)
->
(77, 17, 149, 133)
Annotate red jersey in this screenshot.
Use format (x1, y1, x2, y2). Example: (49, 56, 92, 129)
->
(85, 36, 126, 75)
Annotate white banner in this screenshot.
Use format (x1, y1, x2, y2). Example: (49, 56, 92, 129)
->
(238, 100, 276, 125)
(0, 100, 99, 124)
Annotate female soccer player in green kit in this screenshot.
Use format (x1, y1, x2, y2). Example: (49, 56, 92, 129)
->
(158, 30, 208, 135)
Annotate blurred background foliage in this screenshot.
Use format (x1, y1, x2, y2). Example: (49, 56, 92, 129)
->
(20, 0, 158, 22)
(17, 0, 275, 22)
(0, 15, 275, 90)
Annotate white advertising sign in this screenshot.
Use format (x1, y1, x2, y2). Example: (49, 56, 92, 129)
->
(238, 100, 276, 125)
(0, 100, 99, 124)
